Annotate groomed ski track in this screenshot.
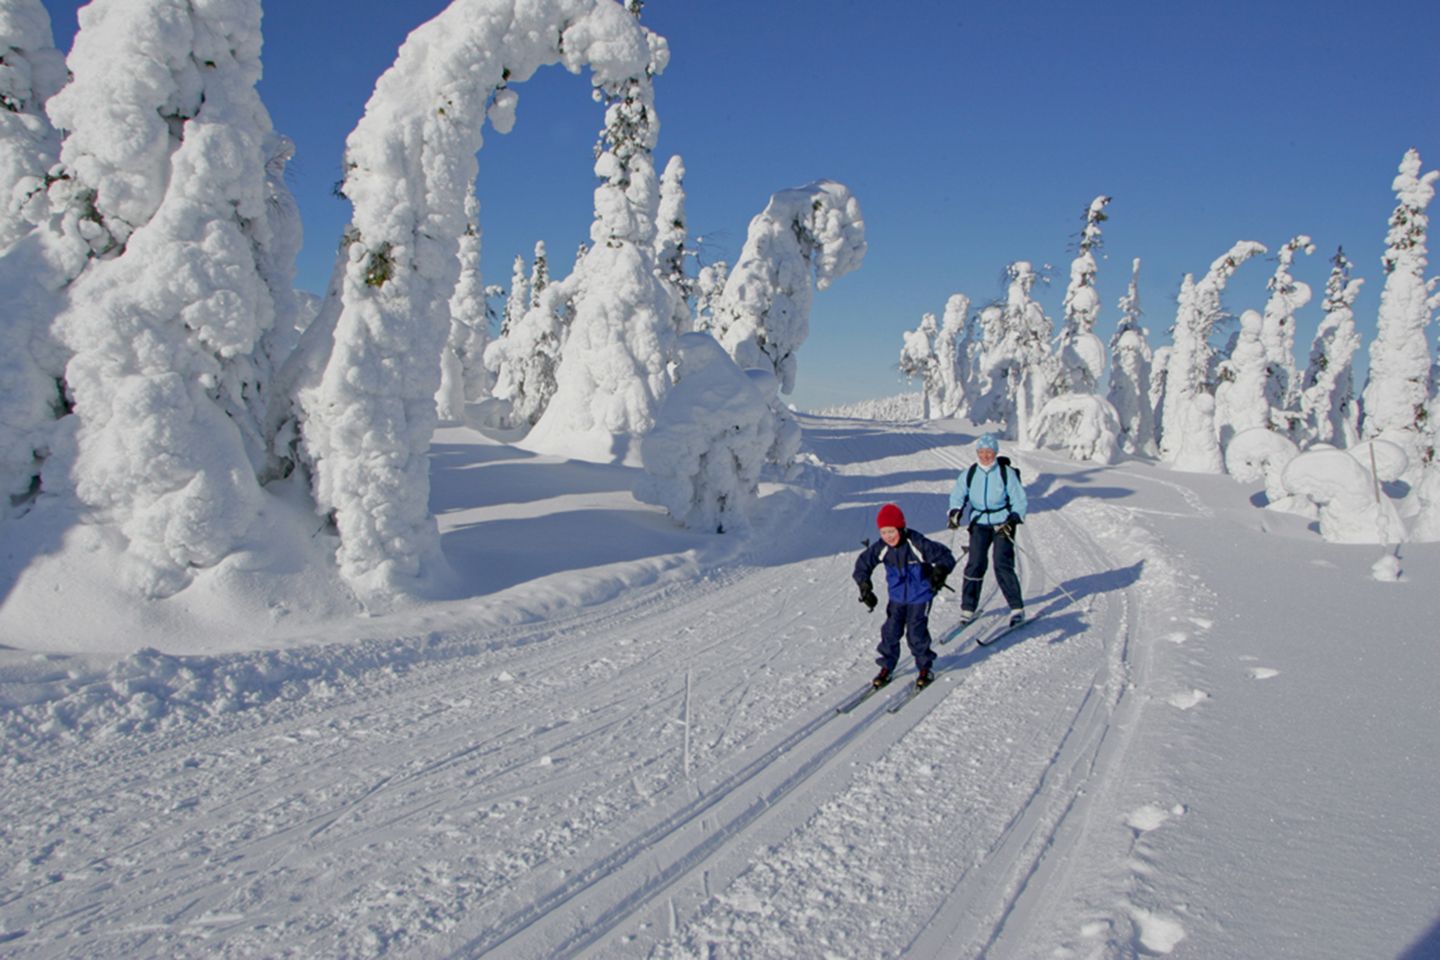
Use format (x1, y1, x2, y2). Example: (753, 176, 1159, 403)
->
(0, 418, 1174, 959)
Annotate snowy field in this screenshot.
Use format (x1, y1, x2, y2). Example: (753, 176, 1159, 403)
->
(2, 414, 1437, 959)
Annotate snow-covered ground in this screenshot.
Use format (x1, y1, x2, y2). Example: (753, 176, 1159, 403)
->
(2, 414, 1437, 959)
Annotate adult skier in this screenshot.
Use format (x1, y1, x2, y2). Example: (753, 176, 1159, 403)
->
(947, 433, 1028, 626)
(853, 503, 956, 690)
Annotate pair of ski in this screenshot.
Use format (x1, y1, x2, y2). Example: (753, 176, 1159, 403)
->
(833, 613, 1037, 715)
(833, 673, 937, 715)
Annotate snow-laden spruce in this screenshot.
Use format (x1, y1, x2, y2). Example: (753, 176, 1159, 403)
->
(967, 302, 1009, 425)
(1361, 148, 1438, 479)
(1259, 235, 1316, 440)
(991, 260, 1053, 447)
(1213, 309, 1269, 452)
(898, 312, 941, 420)
(485, 280, 572, 427)
(710, 180, 866, 396)
(0, 0, 65, 249)
(436, 189, 489, 421)
(1054, 195, 1110, 396)
(1299, 249, 1364, 448)
(40, 0, 300, 596)
(299, 0, 664, 597)
(0, 0, 68, 508)
(1030, 394, 1122, 464)
(521, 11, 676, 464)
(1107, 258, 1156, 457)
(936, 293, 970, 418)
(1159, 241, 1267, 471)
(635, 332, 774, 533)
(655, 153, 693, 333)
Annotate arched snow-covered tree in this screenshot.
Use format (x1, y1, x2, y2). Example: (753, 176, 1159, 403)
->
(1107, 258, 1156, 457)
(1299, 248, 1364, 448)
(0, 0, 69, 509)
(1361, 148, 1438, 476)
(710, 180, 866, 395)
(43, 0, 301, 596)
(299, 0, 664, 598)
(1260, 234, 1316, 440)
(1158, 241, 1267, 468)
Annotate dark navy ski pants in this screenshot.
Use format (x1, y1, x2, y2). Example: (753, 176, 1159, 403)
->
(878, 601, 936, 674)
(961, 523, 1024, 612)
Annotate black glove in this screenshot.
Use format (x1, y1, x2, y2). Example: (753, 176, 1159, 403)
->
(998, 514, 1019, 539)
(858, 581, 878, 612)
(928, 566, 951, 593)
(946, 508, 963, 530)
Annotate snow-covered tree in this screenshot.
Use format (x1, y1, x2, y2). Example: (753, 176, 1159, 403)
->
(528, 239, 549, 309)
(0, 1, 68, 508)
(967, 302, 1008, 424)
(1107, 258, 1156, 457)
(1299, 248, 1364, 448)
(1158, 241, 1267, 468)
(635, 332, 774, 533)
(1213, 309, 1269, 451)
(1030, 394, 1121, 463)
(1148, 344, 1172, 453)
(1361, 148, 1438, 476)
(522, 7, 676, 464)
(1055, 195, 1110, 396)
(989, 261, 1054, 446)
(655, 153, 692, 332)
(1260, 234, 1316, 440)
(437, 189, 489, 420)
(501, 253, 530, 338)
(1282, 445, 1406, 544)
(936, 293, 970, 418)
(40, 0, 300, 595)
(0, 0, 65, 249)
(1225, 427, 1310, 516)
(710, 180, 866, 395)
(898, 312, 941, 419)
(298, 0, 666, 597)
(485, 282, 572, 426)
(692, 259, 727, 334)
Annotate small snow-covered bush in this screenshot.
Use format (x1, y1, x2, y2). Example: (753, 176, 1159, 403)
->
(1224, 428, 1311, 517)
(1030, 394, 1121, 464)
(1281, 449, 1405, 543)
(636, 334, 774, 533)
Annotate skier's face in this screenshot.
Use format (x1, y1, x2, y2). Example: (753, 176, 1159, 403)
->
(977, 447, 997, 467)
(879, 526, 902, 547)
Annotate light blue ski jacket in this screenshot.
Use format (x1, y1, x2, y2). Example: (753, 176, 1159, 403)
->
(949, 461, 1028, 526)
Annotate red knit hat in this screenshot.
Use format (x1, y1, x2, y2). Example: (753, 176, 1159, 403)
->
(876, 503, 906, 530)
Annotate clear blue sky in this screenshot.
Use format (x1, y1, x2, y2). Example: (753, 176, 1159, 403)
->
(40, 0, 1440, 409)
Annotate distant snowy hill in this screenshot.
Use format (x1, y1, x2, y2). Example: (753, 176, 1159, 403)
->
(2, 415, 1436, 959)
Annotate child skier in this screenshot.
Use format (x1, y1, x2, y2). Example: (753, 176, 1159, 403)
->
(853, 503, 956, 689)
(947, 433, 1028, 627)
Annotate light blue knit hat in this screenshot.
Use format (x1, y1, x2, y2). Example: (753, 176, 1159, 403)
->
(976, 433, 1000, 452)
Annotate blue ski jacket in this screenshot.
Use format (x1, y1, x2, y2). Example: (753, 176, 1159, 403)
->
(853, 528, 956, 606)
(949, 461, 1028, 527)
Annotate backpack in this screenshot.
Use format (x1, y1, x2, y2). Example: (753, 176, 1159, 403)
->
(965, 456, 1020, 513)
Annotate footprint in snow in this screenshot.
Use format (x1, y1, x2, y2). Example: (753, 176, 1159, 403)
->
(1249, 667, 1280, 680)
(1124, 803, 1186, 834)
(1168, 689, 1209, 710)
(1130, 906, 1186, 954)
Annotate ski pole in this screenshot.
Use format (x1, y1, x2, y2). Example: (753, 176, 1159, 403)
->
(1005, 527, 1082, 610)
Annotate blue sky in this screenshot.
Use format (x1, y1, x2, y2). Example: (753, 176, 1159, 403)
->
(40, 0, 1440, 409)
